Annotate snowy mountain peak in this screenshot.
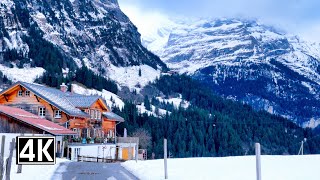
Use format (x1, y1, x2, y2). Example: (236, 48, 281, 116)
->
(141, 17, 320, 127)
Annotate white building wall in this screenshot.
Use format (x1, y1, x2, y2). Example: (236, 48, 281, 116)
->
(68, 144, 117, 161)
(117, 143, 137, 160)
(68, 143, 138, 161)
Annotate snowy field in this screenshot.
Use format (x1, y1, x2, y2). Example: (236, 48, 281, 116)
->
(122, 155, 320, 180)
(0, 64, 45, 83)
(9, 158, 69, 180)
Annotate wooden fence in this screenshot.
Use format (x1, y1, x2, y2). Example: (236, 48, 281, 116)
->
(77, 155, 124, 163)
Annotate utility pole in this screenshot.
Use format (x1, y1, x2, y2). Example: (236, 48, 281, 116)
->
(164, 139, 168, 179)
(255, 143, 261, 180)
(298, 140, 304, 155)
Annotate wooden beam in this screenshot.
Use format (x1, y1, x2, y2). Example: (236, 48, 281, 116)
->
(50, 104, 55, 112)
(34, 95, 40, 102)
(19, 85, 23, 91)
(3, 94, 8, 102)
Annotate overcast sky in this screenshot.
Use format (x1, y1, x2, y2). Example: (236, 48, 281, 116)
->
(118, 0, 320, 41)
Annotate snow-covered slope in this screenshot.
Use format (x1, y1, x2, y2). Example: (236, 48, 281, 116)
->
(0, 0, 166, 89)
(156, 95, 190, 109)
(108, 64, 161, 92)
(141, 18, 320, 127)
(0, 64, 45, 83)
(71, 83, 125, 109)
(136, 103, 169, 117)
(123, 155, 320, 180)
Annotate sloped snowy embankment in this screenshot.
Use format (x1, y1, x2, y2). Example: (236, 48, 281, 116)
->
(122, 155, 320, 180)
(9, 158, 69, 180)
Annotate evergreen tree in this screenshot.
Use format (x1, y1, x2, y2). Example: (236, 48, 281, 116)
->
(112, 74, 320, 159)
(144, 95, 151, 111)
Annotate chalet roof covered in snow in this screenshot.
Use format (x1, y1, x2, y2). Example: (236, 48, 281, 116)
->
(103, 112, 124, 122)
(66, 95, 109, 109)
(66, 95, 100, 108)
(18, 82, 89, 118)
(0, 105, 76, 135)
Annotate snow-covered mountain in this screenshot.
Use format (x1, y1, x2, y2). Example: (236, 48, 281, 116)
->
(0, 0, 166, 89)
(142, 18, 320, 127)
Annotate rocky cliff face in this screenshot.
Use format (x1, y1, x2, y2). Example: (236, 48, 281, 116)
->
(142, 18, 320, 127)
(0, 0, 166, 75)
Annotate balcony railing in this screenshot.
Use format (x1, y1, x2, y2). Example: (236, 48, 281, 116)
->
(69, 137, 115, 144)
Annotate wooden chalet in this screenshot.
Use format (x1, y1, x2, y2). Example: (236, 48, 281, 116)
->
(0, 81, 124, 141)
(0, 105, 76, 156)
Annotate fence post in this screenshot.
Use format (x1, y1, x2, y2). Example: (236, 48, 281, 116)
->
(0, 135, 5, 180)
(5, 138, 15, 180)
(61, 141, 66, 158)
(255, 143, 261, 180)
(17, 134, 23, 173)
(67, 148, 70, 160)
(17, 164, 22, 174)
(164, 139, 168, 179)
(135, 145, 138, 163)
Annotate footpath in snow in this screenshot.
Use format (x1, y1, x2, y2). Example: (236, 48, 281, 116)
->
(122, 155, 320, 180)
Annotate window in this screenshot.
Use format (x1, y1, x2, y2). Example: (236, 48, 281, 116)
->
(95, 110, 98, 119)
(25, 90, 30, 96)
(54, 110, 62, 118)
(97, 111, 101, 120)
(87, 129, 90, 138)
(38, 107, 46, 118)
(65, 121, 70, 129)
(90, 110, 94, 119)
(18, 90, 23, 97)
(73, 128, 79, 138)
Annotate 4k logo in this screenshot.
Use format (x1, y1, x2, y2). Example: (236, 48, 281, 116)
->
(16, 137, 56, 165)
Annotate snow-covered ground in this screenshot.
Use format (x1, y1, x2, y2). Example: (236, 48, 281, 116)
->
(71, 83, 125, 109)
(122, 155, 320, 180)
(136, 96, 190, 117)
(0, 64, 45, 83)
(8, 158, 69, 180)
(156, 96, 190, 109)
(108, 64, 161, 92)
(136, 103, 169, 117)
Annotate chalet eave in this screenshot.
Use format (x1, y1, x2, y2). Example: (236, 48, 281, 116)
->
(0, 82, 89, 118)
(0, 111, 76, 136)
